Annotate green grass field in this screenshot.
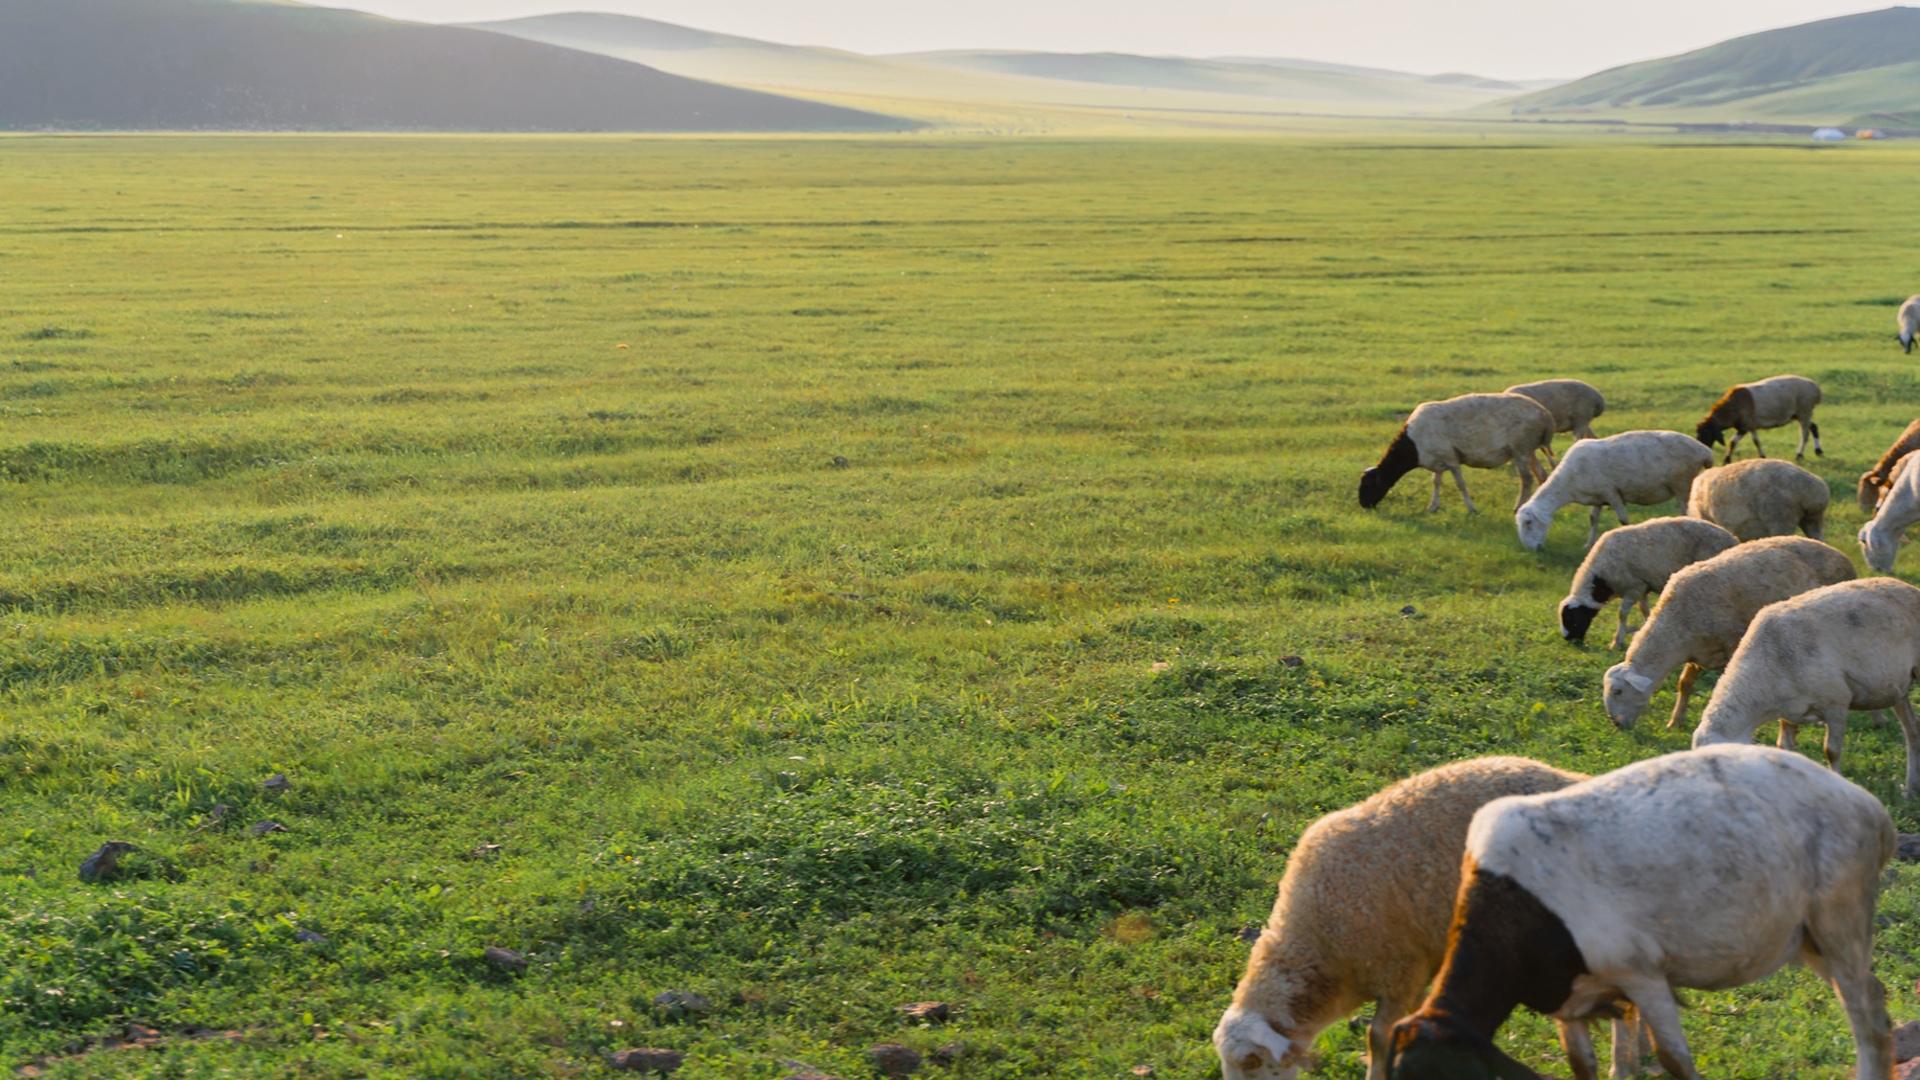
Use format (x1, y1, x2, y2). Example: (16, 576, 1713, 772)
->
(4, 134, 1920, 1078)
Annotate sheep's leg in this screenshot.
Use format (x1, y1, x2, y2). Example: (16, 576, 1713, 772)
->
(1778, 721, 1799, 752)
(1801, 892, 1894, 1080)
(1367, 992, 1421, 1080)
(1723, 430, 1743, 463)
(1894, 695, 1920, 798)
(1811, 419, 1823, 457)
(1667, 662, 1702, 730)
(1450, 465, 1478, 514)
(1427, 469, 1444, 512)
(1748, 428, 1766, 459)
(1575, 421, 1595, 440)
(1611, 602, 1631, 651)
(1819, 707, 1848, 772)
(1619, 978, 1700, 1080)
(1512, 459, 1538, 511)
(1609, 1009, 1649, 1080)
(1586, 505, 1602, 549)
(1541, 440, 1558, 469)
(1795, 418, 1810, 460)
(1558, 1019, 1600, 1080)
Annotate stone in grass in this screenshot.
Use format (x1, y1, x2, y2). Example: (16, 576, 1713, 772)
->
(1896, 1019, 1920, 1062)
(607, 1047, 683, 1074)
(295, 928, 329, 946)
(1400, 605, 1419, 618)
(1131, 1068, 1156, 1078)
(651, 990, 711, 1020)
(1897, 833, 1920, 862)
(78, 841, 138, 884)
(1280, 655, 1305, 668)
(484, 946, 527, 973)
(867, 1043, 922, 1077)
(928, 1042, 970, 1067)
(264, 773, 292, 793)
(895, 1001, 950, 1024)
(249, 821, 287, 837)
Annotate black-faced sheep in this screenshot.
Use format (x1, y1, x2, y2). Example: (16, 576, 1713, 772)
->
(1693, 374, 1823, 464)
(1215, 757, 1648, 1080)
(1686, 458, 1830, 542)
(1601, 536, 1855, 731)
(1512, 431, 1711, 551)
(1360, 394, 1554, 514)
(1858, 419, 1920, 513)
(1558, 518, 1737, 650)
(1694, 578, 1920, 797)
(1385, 746, 1895, 1080)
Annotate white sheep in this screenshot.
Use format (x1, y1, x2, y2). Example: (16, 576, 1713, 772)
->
(1385, 746, 1896, 1080)
(1513, 430, 1712, 551)
(1686, 457, 1830, 542)
(1558, 517, 1737, 650)
(1693, 578, 1920, 796)
(1858, 419, 1920, 512)
(1859, 452, 1920, 573)
(1693, 374, 1823, 464)
(1360, 393, 1554, 514)
(1505, 379, 1605, 462)
(1601, 536, 1855, 731)
(1214, 757, 1647, 1080)
(1899, 295, 1919, 355)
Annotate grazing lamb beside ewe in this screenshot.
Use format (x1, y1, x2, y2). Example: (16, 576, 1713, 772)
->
(1686, 458, 1830, 541)
(1214, 757, 1649, 1080)
(1504, 379, 1604, 461)
(1558, 518, 1737, 650)
(1601, 537, 1855, 731)
(1694, 578, 1920, 796)
(1385, 746, 1896, 1080)
(1693, 374, 1823, 464)
(1359, 394, 1554, 514)
(1513, 431, 1711, 551)
(1899, 295, 1919, 355)
(1858, 419, 1920, 512)
(1859, 453, 1920, 573)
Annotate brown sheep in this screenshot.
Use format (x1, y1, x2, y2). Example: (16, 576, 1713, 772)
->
(1857, 418, 1920, 512)
(1694, 375, 1823, 464)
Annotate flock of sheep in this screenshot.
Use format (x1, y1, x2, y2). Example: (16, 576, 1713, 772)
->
(1214, 296, 1920, 1080)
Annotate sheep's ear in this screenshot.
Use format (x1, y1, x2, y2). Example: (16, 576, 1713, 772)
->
(1623, 671, 1653, 693)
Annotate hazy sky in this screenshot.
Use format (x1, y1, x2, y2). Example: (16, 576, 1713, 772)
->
(333, 1, 1884, 80)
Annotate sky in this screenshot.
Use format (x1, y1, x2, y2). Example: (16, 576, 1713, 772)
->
(330, 0, 1888, 80)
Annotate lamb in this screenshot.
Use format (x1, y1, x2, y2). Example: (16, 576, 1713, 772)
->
(1600, 536, 1855, 731)
(1686, 458, 1830, 542)
(1857, 418, 1920, 512)
(1214, 757, 1648, 1080)
(1693, 374, 1823, 464)
(1359, 393, 1554, 514)
(1385, 745, 1896, 1080)
(1512, 431, 1711, 551)
(1557, 518, 1737, 650)
(1899, 295, 1919, 354)
(1859, 452, 1920, 573)
(1504, 379, 1604, 463)
(1693, 578, 1920, 796)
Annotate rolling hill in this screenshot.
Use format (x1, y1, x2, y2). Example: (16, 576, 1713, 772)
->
(1502, 6, 1920, 126)
(0, 0, 909, 132)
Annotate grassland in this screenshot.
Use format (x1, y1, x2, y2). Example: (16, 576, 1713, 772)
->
(3, 133, 1920, 1078)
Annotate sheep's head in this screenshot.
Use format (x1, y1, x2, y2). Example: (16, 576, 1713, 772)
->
(1558, 599, 1599, 643)
(1359, 467, 1393, 509)
(1694, 418, 1724, 448)
(1214, 1006, 1301, 1080)
(1859, 472, 1885, 514)
(1860, 522, 1901, 574)
(1602, 663, 1655, 729)
(1901, 330, 1914, 355)
(1514, 505, 1552, 551)
(1386, 1014, 1538, 1080)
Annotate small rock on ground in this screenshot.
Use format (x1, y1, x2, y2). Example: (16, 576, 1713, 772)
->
(652, 990, 711, 1019)
(1280, 655, 1304, 667)
(1236, 925, 1263, 943)
(896, 1001, 950, 1024)
(608, 1047, 683, 1073)
(249, 821, 287, 837)
(295, 928, 328, 945)
(264, 773, 292, 793)
(868, 1043, 922, 1077)
(78, 841, 138, 884)
(483, 946, 526, 972)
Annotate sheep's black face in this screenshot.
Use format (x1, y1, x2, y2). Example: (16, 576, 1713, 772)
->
(1694, 420, 1723, 447)
(1359, 468, 1391, 509)
(1386, 1017, 1534, 1080)
(1559, 601, 1599, 643)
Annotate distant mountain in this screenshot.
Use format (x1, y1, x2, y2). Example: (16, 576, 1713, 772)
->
(1503, 6, 1920, 125)
(0, 0, 909, 132)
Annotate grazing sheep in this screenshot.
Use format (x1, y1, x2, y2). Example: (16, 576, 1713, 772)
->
(1385, 746, 1896, 1080)
(1694, 578, 1920, 796)
(1215, 757, 1649, 1080)
(1859, 453, 1920, 573)
(1558, 518, 1737, 650)
(1686, 458, 1830, 542)
(1505, 379, 1605, 462)
(1857, 418, 1920, 512)
(1359, 394, 1554, 514)
(1513, 431, 1711, 551)
(1693, 374, 1823, 464)
(1899, 295, 1919, 355)
(1601, 536, 1855, 731)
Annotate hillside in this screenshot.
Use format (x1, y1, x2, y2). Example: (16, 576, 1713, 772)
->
(0, 0, 908, 132)
(1503, 6, 1920, 125)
